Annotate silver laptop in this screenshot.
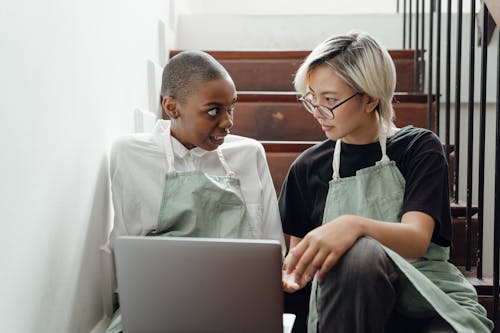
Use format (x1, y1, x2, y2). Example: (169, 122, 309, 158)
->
(114, 236, 284, 333)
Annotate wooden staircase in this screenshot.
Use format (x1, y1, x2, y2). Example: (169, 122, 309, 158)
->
(169, 49, 496, 330)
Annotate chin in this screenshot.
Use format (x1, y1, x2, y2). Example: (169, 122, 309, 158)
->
(325, 131, 341, 141)
(203, 138, 224, 150)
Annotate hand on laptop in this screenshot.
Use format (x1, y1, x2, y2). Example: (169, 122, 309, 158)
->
(282, 269, 308, 293)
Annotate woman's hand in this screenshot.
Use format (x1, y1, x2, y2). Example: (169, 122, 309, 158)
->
(283, 215, 362, 283)
(282, 269, 308, 293)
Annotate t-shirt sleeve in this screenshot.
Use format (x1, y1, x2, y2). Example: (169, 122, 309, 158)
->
(279, 159, 311, 238)
(400, 132, 452, 246)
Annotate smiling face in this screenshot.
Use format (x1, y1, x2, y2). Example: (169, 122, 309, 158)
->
(307, 64, 380, 144)
(162, 75, 237, 151)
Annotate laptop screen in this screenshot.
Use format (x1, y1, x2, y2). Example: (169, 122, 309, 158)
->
(115, 236, 284, 333)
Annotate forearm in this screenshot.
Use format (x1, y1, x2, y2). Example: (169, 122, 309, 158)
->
(353, 211, 434, 258)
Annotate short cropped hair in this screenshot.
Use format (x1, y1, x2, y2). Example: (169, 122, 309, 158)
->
(294, 32, 397, 135)
(160, 50, 232, 103)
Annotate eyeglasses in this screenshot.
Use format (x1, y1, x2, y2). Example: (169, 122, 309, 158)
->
(299, 92, 360, 119)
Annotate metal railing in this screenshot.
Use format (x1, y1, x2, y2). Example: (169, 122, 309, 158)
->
(401, 0, 499, 329)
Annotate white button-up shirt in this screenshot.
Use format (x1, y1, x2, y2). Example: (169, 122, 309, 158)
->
(108, 120, 285, 253)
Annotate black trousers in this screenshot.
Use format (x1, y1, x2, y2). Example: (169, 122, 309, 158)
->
(288, 237, 456, 333)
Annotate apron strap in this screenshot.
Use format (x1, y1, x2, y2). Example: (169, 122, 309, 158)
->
(217, 147, 235, 177)
(378, 130, 390, 163)
(331, 128, 390, 181)
(162, 131, 176, 173)
(332, 140, 341, 181)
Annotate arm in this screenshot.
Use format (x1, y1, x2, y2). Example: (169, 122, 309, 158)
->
(255, 143, 286, 256)
(284, 211, 434, 283)
(107, 141, 130, 250)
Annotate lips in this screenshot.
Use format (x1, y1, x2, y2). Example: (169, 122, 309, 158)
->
(210, 135, 226, 140)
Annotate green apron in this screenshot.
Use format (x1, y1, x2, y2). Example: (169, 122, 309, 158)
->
(307, 132, 493, 333)
(106, 132, 256, 333)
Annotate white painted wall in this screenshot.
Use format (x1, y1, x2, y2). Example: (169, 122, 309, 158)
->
(0, 1, 174, 332)
(175, 0, 481, 15)
(176, 14, 403, 50)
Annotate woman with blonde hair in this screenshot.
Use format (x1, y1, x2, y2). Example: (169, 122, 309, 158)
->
(280, 31, 492, 332)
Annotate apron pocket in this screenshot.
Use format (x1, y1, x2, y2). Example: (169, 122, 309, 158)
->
(215, 202, 246, 237)
(245, 203, 263, 237)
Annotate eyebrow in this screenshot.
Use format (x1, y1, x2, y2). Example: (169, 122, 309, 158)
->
(202, 98, 237, 108)
(203, 102, 223, 107)
(308, 87, 340, 96)
(203, 98, 236, 107)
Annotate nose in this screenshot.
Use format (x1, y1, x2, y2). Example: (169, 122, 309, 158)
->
(220, 108, 234, 130)
(311, 105, 326, 120)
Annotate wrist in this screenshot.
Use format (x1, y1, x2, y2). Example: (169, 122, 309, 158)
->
(348, 214, 366, 238)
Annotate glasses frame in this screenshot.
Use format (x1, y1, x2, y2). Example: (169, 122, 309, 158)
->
(299, 92, 361, 119)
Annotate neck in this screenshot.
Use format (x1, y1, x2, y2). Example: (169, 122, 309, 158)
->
(342, 118, 380, 145)
(170, 124, 195, 150)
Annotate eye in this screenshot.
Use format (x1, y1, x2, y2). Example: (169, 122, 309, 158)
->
(228, 105, 235, 115)
(325, 97, 337, 105)
(207, 108, 219, 117)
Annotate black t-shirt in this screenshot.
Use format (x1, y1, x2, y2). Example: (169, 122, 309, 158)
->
(278, 126, 452, 246)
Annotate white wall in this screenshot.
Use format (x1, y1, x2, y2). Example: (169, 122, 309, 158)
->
(176, 14, 403, 50)
(0, 1, 173, 332)
(175, 0, 481, 15)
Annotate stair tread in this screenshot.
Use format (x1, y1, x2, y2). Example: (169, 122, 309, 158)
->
(450, 201, 479, 217)
(458, 266, 496, 295)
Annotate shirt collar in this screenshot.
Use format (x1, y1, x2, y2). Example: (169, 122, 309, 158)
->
(170, 134, 210, 158)
(153, 120, 210, 158)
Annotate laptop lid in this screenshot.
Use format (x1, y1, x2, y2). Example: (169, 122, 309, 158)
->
(115, 236, 284, 333)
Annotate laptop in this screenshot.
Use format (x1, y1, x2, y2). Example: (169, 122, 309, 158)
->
(114, 236, 286, 333)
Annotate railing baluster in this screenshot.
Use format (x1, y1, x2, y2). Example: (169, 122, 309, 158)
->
(477, 3, 490, 280)
(427, 0, 434, 130)
(416, 0, 420, 91)
(445, 0, 452, 157)
(454, 0, 463, 204)
(436, 0, 442, 136)
(493, 24, 500, 333)
(409, 0, 413, 51)
(465, 0, 476, 272)
(421, 0, 426, 93)
(403, 0, 407, 49)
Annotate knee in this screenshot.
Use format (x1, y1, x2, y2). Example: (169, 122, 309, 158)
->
(320, 237, 397, 288)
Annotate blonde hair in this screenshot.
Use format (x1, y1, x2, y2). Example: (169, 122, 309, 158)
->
(294, 31, 397, 135)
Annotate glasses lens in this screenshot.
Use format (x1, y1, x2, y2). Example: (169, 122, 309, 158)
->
(317, 105, 334, 119)
(300, 99, 315, 114)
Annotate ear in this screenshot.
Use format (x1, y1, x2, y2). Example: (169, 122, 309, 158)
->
(161, 96, 179, 119)
(363, 95, 380, 114)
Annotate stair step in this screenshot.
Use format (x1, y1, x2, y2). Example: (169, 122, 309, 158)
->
(226, 92, 437, 141)
(460, 267, 498, 320)
(450, 201, 478, 217)
(170, 50, 418, 92)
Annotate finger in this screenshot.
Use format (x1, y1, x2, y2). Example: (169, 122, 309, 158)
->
(317, 252, 339, 281)
(292, 243, 319, 281)
(302, 250, 328, 282)
(282, 279, 300, 293)
(284, 241, 307, 274)
(282, 270, 300, 292)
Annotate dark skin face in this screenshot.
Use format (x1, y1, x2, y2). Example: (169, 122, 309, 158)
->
(161, 76, 237, 151)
